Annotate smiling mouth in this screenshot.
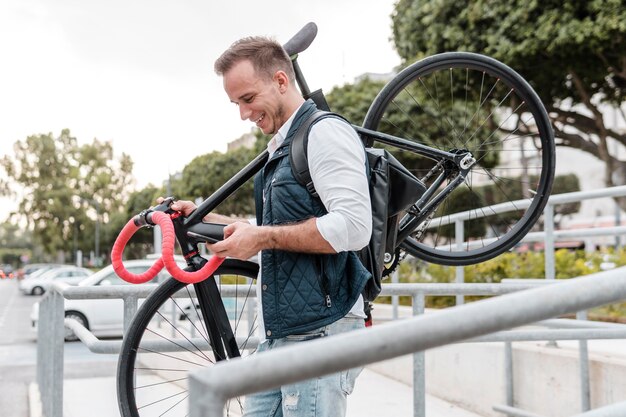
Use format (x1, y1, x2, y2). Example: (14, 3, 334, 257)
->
(255, 113, 265, 125)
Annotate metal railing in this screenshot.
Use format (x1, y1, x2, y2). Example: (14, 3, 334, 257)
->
(35, 282, 251, 417)
(36, 275, 626, 417)
(188, 268, 626, 417)
(34, 185, 626, 417)
(445, 185, 626, 290)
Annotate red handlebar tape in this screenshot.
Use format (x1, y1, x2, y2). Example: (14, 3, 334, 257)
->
(111, 211, 225, 284)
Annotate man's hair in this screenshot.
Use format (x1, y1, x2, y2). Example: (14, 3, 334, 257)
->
(214, 36, 295, 83)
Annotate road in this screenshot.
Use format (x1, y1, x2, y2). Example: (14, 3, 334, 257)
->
(0, 279, 118, 417)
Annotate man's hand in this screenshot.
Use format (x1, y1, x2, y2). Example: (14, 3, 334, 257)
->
(155, 197, 197, 216)
(171, 200, 198, 216)
(207, 221, 267, 260)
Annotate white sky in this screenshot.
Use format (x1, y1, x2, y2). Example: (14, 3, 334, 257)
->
(0, 0, 401, 221)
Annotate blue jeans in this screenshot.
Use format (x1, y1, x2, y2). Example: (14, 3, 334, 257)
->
(243, 316, 365, 417)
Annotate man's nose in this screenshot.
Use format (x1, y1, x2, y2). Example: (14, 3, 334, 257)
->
(239, 104, 251, 121)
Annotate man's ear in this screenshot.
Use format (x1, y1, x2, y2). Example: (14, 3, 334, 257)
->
(274, 70, 289, 93)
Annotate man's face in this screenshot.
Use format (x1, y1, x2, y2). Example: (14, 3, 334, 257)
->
(223, 60, 285, 135)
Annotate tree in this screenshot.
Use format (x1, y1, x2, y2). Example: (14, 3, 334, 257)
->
(391, 0, 626, 197)
(173, 132, 270, 218)
(326, 77, 388, 125)
(1, 129, 134, 261)
(105, 185, 163, 260)
(0, 222, 33, 265)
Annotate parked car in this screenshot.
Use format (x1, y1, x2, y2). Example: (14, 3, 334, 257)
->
(18, 263, 67, 280)
(19, 266, 93, 295)
(31, 259, 185, 341)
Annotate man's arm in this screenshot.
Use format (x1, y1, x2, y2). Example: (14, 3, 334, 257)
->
(206, 218, 335, 260)
(307, 118, 372, 252)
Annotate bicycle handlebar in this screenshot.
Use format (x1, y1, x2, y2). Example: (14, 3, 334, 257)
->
(111, 210, 225, 284)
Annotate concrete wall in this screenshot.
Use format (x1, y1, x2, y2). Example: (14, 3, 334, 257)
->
(368, 341, 626, 417)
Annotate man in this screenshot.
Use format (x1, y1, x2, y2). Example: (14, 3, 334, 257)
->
(173, 36, 372, 417)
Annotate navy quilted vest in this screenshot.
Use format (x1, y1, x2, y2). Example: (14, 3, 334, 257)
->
(254, 100, 370, 339)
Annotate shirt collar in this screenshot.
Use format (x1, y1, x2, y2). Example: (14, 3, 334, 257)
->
(266, 102, 304, 157)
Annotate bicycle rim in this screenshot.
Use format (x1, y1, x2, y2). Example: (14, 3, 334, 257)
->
(364, 52, 555, 266)
(117, 260, 259, 417)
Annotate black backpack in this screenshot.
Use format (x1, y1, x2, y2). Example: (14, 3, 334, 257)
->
(290, 110, 426, 305)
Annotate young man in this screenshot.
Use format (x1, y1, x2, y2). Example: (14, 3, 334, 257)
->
(173, 36, 372, 417)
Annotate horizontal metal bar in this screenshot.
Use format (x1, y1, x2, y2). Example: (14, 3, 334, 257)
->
(65, 318, 122, 354)
(493, 404, 547, 417)
(379, 282, 554, 296)
(58, 283, 257, 300)
(522, 226, 626, 243)
(547, 185, 626, 205)
(467, 328, 626, 343)
(427, 225, 626, 251)
(64, 318, 259, 354)
(56, 280, 557, 301)
(569, 401, 626, 417)
(426, 185, 626, 226)
(537, 319, 626, 329)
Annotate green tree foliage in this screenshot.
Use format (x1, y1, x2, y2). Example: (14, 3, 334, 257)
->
(174, 136, 268, 218)
(326, 77, 387, 125)
(398, 249, 598, 308)
(391, 0, 626, 195)
(104, 185, 163, 260)
(0, 129, 134, 260)
(0, 222, 33, 265)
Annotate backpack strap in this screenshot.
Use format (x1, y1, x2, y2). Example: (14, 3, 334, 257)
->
(253, 168, 264, 226)
(289, 110, 351, 199)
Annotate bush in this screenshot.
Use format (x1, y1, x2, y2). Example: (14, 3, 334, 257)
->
(386, 248, 626, 312)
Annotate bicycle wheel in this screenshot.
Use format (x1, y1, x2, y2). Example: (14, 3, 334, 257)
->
(117, 259, 259, 417)
(363, 52, 555, 266)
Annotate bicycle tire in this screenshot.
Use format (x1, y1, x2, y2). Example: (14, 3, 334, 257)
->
(363, 52, 555, 266)
(117, 259, 259, 417)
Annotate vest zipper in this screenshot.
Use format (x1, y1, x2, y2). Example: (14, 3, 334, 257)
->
(316, 258, 331, 308)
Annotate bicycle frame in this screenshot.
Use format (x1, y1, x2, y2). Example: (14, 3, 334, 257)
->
(181, 123, 472, 249)
(117, 24, 555, 417)
(172, 57, 476, 265)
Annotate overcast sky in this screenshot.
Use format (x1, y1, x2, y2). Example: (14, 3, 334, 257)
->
(0, 0, 401, 220)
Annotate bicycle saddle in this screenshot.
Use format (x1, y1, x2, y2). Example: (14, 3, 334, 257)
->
(283, 22, 317, 56)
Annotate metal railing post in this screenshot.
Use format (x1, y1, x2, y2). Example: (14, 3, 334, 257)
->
(392, 269, 399, 319)
(505, 341, 514, 407)
(455, 219, 465, 305)
(123, 295, 138, 334)
(577, 310, 591, 412)
(413, 292, 426, 417)
(544, 203, 555, 280)
(38, 289, 65, 417)
(36, 295, 49, 415)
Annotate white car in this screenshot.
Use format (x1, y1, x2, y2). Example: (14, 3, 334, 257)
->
(19, 266, 93, 295)
(31, 259, 185, 341)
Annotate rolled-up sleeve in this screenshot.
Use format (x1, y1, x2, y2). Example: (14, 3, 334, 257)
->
(307, 118, 372, 252)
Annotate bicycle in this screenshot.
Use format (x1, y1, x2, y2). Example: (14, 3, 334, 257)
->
(113, 22, 555, 417)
